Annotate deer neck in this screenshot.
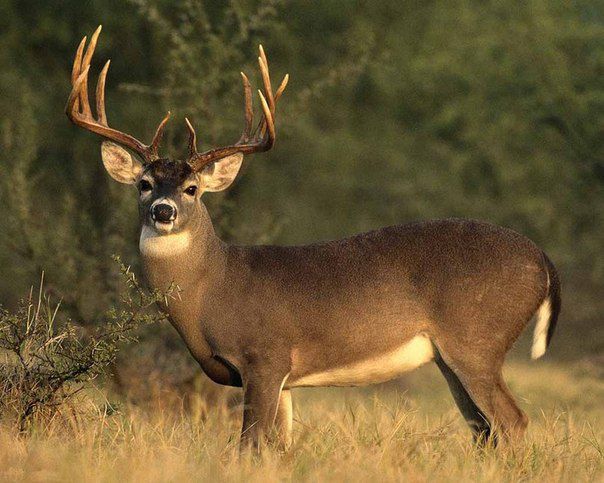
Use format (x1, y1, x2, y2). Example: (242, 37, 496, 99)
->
(139, 204, 226, 318)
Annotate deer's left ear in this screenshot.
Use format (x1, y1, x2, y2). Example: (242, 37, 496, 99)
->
(198, 153, 244, 192)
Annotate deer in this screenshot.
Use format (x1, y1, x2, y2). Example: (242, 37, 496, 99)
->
(66, 26, 561, 451)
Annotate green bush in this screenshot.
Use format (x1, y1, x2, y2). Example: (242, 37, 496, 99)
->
(0, 261, 169, 431)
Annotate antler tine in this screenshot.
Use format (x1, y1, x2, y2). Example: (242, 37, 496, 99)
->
(77, 66, 92, 119)
(78, 25, 102, 118)
(257, 90, 275, 144)
(239, 72, 254, 143)
(70, 36, 87, 113)
(71, 36, 86, 84)
(95, 60, 110, 125)
(275, 74, 289, 103)
(258, 45, 274, 116)
(66, 26, 170, 163)
(185, 117, 198, 157)
(149, 111, 171, 158)
(81, 26, 102, 71)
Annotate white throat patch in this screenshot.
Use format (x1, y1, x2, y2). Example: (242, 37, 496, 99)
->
(139, 225, 191, 257)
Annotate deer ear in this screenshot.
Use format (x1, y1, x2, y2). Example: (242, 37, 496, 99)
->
(198, 153, 244, 192)
(101, 141, 143, 184)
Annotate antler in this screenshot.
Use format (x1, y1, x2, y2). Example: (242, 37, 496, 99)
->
(187, 45, 289, 171)
(66, 25, 170, 163)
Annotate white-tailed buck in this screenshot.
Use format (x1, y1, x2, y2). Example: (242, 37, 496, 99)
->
(67, 27, 561, 450)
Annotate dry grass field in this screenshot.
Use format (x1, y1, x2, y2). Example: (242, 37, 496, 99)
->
(0, 358, 601, 482)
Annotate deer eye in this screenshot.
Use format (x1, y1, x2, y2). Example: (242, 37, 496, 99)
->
(139, 180, 152, 192)
(184, 186, 197, 196)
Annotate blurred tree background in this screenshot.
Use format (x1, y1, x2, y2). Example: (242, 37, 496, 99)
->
(0, 0, 601, 393)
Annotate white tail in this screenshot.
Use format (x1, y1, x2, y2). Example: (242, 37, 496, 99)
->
(531, 295, 552, 359)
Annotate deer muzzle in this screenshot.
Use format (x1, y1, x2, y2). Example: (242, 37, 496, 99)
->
(151, 201, 176, 224)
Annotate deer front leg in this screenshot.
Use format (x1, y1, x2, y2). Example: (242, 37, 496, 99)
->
(275, 389, 293, 449)
(240, 366, 290, 452)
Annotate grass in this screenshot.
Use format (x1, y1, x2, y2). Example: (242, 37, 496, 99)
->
(0, 359, 601, 482)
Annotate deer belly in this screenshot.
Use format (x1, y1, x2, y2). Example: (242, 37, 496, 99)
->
(290, 334, 434, 387)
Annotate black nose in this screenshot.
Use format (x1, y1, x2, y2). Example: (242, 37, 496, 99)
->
(152, 203, 175, 223)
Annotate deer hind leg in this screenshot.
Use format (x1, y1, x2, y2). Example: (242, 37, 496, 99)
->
(434, 345, 528, 445)
(274, 389, 293, 449)
(435, 353, 492, 443)
(492, 376, 528, 440)
(457, 373, 528, 444)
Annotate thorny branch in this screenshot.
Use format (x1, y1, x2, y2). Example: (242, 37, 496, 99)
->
(0, 259, 171, 432)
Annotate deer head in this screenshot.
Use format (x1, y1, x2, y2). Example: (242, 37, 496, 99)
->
(66, 26, 288, 235)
